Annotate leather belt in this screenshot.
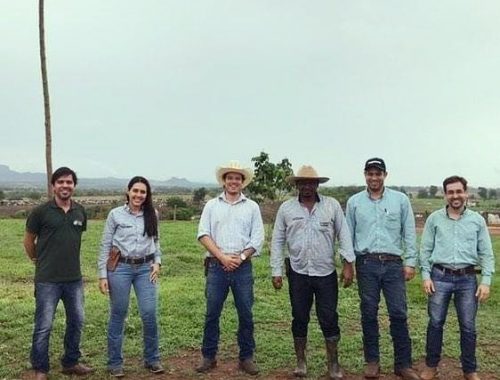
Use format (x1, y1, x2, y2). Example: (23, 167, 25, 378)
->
(364, 253, 402, 262)
(434, 264, 479, 275)
(118, 253, 155, 265)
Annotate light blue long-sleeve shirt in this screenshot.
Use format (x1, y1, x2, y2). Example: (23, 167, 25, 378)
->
(98, 205, 162, 278)
(197, 192, 264, 257)
(345, 188, 417, 267)
(420, 207, 495, 285)
(270, 195, 355, 277)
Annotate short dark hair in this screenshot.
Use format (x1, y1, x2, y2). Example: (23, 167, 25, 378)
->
(443, 175, 467, 193)
(51, 167, 78, 185)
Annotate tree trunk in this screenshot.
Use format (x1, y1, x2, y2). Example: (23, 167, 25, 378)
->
(39, 0, 53, 198)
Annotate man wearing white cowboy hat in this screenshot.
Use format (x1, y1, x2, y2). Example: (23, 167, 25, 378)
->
(196, 161, 264, 376)
(271, 165, 355, 379)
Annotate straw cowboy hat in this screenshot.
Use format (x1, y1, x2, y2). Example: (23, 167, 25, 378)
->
(215, 161, 254, 188)
(286, 165, 329, 184)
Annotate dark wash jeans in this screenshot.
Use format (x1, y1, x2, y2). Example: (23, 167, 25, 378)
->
(356, 257, 412, 370)
(201, 259, 255, 360)
(288, 266, 340, 339)
(31, 280, 84, 373)
(426, 266, 478, 374)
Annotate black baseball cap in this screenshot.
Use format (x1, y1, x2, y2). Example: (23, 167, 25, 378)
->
(364, 157, 386, 172)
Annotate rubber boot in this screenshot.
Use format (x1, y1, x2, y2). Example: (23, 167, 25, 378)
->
(325, 337, 343, 379)
(293, 337, 307, 377)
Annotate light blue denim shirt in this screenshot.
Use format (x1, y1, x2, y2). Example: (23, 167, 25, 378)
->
(420, 207, 495, 285)
(197, 192, 264, 257)
(98, 205, 162, 278)
(346, 187, 417, 267)
(271, 195, 355, 277)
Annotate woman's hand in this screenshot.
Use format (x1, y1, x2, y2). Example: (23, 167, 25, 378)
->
(150, 263, 161, 283)
(99, 278, 109, 295)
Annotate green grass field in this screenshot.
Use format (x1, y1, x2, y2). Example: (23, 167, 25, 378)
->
(0, 220, 498, 379)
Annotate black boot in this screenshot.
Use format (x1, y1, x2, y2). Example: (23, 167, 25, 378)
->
(325, 337, 343, 379)
(293, 337, 307, 377)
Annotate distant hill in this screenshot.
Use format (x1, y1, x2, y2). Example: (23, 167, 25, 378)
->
(0, 164, 215, 189)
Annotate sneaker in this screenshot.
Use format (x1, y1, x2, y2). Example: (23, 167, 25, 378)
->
(109, 368, 125, 378)
(196, 357, 217, 373)
(145, 362, 165, 374)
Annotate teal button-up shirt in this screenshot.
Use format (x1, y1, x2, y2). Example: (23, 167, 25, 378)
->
(419, 207, 495, 285)
(345, 188, 417, 267)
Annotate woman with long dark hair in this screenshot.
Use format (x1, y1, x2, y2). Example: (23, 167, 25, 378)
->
(98, 176, 164, 377)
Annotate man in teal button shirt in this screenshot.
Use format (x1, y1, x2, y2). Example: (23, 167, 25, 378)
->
(346, 158, 419, 380)
(420, 176, 494, 380)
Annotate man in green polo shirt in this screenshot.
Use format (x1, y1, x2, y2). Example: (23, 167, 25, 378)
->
(24, 167, 93, 380)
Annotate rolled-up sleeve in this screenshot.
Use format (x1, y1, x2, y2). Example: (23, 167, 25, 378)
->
(246, 203, 264, 256)
(197, 201, 213, 240)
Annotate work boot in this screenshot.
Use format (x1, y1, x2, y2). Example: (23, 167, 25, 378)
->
(325, 337, 343, 379)
(34, 372, 48, 380)
(420, 365, 437, 380)
(61, 363, 94, 376)
(238, 358, 259, 375)
(195, 357, 217, 373)
(464, 373, 481, 380)
(293, 337, 307, 377)
(364, 362, 380, 379)
(395, 367, 421, 380)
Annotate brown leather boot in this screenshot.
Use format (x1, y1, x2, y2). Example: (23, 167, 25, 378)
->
(464, 372, 481, 380)
(364, 362, 380, 379)
(395, 367, 421, 380)
(293, 337, 307, 377)
(238, 358, 259, 376)
(325, 338, 343, 379)
(420, 365, 437, 380)
(61, 363, 94, 376)
(195, 357, 217, 373)
(34, 372, 48, 380)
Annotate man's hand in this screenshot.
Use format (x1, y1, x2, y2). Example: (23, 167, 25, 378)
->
(99, 279, 109, 295)
(403, 266, 416, 281)
(422, 279, 435, 295)
(219, 255, 241, 271)
(340, 261, 354, 288)
(272, 276, 283, 290)
(476, 284, 490, 302)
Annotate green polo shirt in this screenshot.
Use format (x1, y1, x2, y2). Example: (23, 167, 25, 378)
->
(26, 199, 87, 283)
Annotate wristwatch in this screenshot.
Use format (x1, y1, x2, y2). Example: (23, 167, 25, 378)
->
(240, 253, 246, 261)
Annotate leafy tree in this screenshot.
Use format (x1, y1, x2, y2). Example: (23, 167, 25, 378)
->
(489, 189, 498, 199)
(192, 187, 207, 206)
(429, 185, 438, 198)
(478, 187, 488, 199)
(417, 188, 429, 198)
(246, 151, 294, 203)
(166, 196, 188, 208)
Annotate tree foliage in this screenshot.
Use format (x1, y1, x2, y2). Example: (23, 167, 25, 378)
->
(478, 187, 488, 199)
(245, 151, 294, 203)
(429, 185, 438, 198)
(417, 188, 429, 198)
(192, 187, 207, 206)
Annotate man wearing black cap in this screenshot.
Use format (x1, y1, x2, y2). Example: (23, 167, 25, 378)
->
(346, 158, 419, 380)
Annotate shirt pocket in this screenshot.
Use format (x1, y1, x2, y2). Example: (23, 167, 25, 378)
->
(318, 220, 333, 232)
(384, 211, 400, 231)
(115, 224, 135, 240)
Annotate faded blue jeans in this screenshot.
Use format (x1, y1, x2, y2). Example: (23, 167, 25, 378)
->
(356, 257, 413, 371)
(426, 266, 478, 374)
(31, 280, 85, 374)
(107, 262, 160, 370)
(201, 259, 255, 361)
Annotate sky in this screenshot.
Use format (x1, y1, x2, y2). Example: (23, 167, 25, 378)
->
(1, 1, 500, 187)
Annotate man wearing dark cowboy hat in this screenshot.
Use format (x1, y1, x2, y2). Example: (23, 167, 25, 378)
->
(346, 158, 419, 380)
(196, 161, 264, 376)
(271, 165, 355, 379)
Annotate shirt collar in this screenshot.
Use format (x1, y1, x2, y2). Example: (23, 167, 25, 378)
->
(124, 204, 144, 216)
(49, 198, 75, 210)
(218, 191, 246, 204)
(365, 187, 386, 200)
(298, 193, 321, 203)
(445, 205, 467, 218)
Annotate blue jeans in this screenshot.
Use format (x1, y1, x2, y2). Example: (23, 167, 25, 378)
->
(107, 262, 160, 370)
(201, 260, 255, 360)
(31, 280, 85, 373)
(288, 267, 340, 339)
(356, 257, 412, 370)
(426, 266, 478, 374)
